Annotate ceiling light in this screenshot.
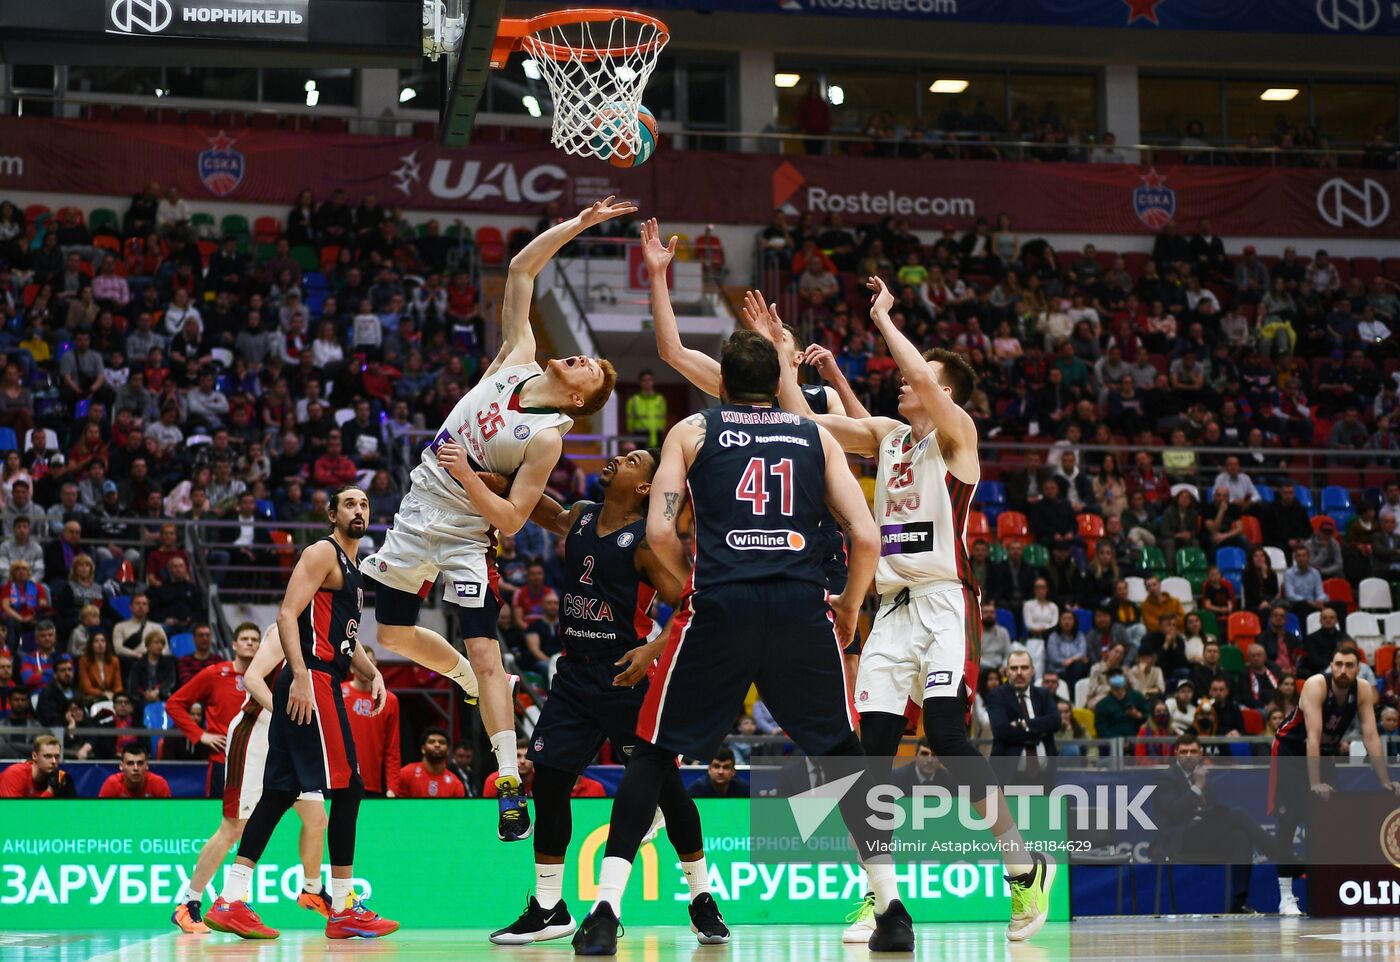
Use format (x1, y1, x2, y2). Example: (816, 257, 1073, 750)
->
(305, 89, 320, 107)
(522, 95, 542, 118)
(304, 79, 316, 92)
(1260, 88, 1299, 101)
(615, 65, 637, 82)
(828, 84, 845, 106)
(929, 79, 969, 94)
(522, 58, 542, 81)
(774, 73, 801, 89)
(399, 87, 417, 103)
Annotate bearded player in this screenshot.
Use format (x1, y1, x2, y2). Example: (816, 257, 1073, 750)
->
(361, 198, 631, 841)
(205, 487, 397, 940)
(170, 621, 334, 934)
(480, 449, 725, 946)
(757, 278, 1055, 943)
(1269, 641, 1399, 916)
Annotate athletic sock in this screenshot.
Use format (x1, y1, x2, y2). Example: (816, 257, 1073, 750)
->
(219, 864, 253, 904)
(302, 876, 323, 895)
(329, 876, 354, 911)
(491, 730, 520, 781)
(592, 856, 633, 917)
(445, 653, 479, 698)
(865, 859, 898, 914)
(996, 827, 1033, 878)
(681, 857, 711, 900)
(535, 863, 564, 911)
(176, 884, 199, 905)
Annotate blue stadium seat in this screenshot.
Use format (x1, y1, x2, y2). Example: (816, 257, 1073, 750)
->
(1224, 572, 1244, 597)
(1216, 547, 1246, 574)
(1074, 607, 1093, 635)
(107, 594, 132, 620)
(976, 480, 1007, 506)
(255, 498, 275, 519)
(1320, 486, 1353, 526)
(1254, 484, 1274, 504)
(0, 427, 15, 452)
(168, 632, 195, 658)
(996, 607, 1019, 640)
(1284, 613, 1301, 637)
(143, 701, 169, 755)
(1293, 486, 1314, 512)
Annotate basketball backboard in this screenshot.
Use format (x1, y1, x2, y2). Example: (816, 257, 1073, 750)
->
(436, 0, 506, 148)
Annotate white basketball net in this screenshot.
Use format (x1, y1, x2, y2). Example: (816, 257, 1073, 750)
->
(521, 15, 667, 159)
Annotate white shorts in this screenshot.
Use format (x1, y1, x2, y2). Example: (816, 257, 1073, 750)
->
(359, 489, 492, 608)
(854, 581, 980, 715)
(225, 712, 321, 820)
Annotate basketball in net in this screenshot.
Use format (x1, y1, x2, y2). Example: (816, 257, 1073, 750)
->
(495, 9, 669, 162)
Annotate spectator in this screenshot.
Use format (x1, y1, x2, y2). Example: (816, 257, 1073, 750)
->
(311, 430, 358, 488)
(343, 647, 401, 797)
(1133, 699, 1177, 760)
(176, 624, 219, 688)
(1022, 578, 1059, 640)
(1126, 649, 1166, 699)
(19, 620, 59, 691)
(35, 654, 78, 726)
(1140, 576, 1185, 633)
(1212, 455, 1259, 506)
(1167, 681, 1197, 733)
(1093, 668, 1148, 738)
(1084, 641, 1130, 709)
(78, 633, 123, 701)
(1142, 612, 1190, 680)
(1239, 644, 1280, 710)
(1281, 546, 1329, 622)
(1304, 519, 1344, 580)
(0, 735, 76, 798)
(397, 727, 466, 799)
(688, 748, 750, 798)
(446, 741, 479, 797)
(149, 556, 205, 637)
(97, 744, 172, 798)
(1255, 605, 1301, 673)
(1207, 677, 1245, 736)
(127, 630, 177, 706)
(113, 593, 166, 660)
(1045, 610, 1090, 689)
(986, 649, 1059, 757)
(1299, 607, 1347, 678)
(1372, 512, 1400, 578)
(625, 370, 667, 447)
(1243, 547, 1281, 614)
(978, 600, 1012, 672)
(1199, 567, 1237, 619)
(2, 481, 47, 539)
(2, 559, 51, 646)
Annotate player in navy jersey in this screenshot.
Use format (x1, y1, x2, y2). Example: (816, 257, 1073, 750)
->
(489, 449, 726, 946)
(572, 331, 913, 955)
(205, 487, 399, 941)
(1268, 642, 1398, 915)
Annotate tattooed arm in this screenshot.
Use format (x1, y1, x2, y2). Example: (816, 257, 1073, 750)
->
(646, 414, 705, 584)
(819, 424, 878, 647)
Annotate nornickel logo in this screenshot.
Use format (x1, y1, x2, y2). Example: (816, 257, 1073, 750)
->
(110, 0, 173, 33)
(1316, 0, 1381, 32)
(1316, 177, 1391, 228)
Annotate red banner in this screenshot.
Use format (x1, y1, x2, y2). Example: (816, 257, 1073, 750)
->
(1, 118, 1397, 237)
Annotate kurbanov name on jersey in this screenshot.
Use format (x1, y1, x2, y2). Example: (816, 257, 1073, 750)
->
(720, 410, 803, 425)
(880, 522, 933, 555)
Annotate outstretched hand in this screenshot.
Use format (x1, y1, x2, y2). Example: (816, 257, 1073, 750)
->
(866, 275, 895, 319)
(579, 195, 639, 229)
(639, 218, 677, 278)
(800, 344, 839, 378)
(741, 290, 785, 346)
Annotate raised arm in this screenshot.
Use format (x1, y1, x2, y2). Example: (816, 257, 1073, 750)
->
(866, 276, 979, 482)
(438, 432, 563, 535)
(800, 344, 867, 419)
(276, 540, 336, 726)
(819, 424, 879, 647)
(645, 415, 703, 584)
(741, 290, 894, 457)
(641, 219, 723, 397)
(488, 196, 639, 377)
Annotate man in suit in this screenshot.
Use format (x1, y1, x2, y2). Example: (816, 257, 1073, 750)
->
(987, 540, 1041, 610)
(1004, 452, 1051, 510)
(987, 650, 1059, 758)
(890, 738, 954, 793)
(1153, 732, 1285, 914)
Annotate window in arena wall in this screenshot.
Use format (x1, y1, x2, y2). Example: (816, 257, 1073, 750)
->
(824, 66, 918, 133)
(398, 68, 443, 114)
(1007, 73, 1097, 140)
(483, 55, 555, 116)
(1312, 82, 1398, 146)
(1224, 80, 1308, 147)
(1139, 76, 1223, 146)
(68, 66, 162, 98)
(166, 67, 258, 102)
(921, 71, 1009, 137)
(264, 68, 355, 108)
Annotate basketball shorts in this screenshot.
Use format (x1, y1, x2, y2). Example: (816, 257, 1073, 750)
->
(855, 581, 980, 716)
(637, 580, 854, 761)
(223, 709, 323, 819)
(527, 650, 648, 776)
(264, 667, 362, 795)
(360, 489, 495, 612)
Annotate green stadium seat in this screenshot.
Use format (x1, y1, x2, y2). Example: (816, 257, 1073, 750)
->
(1197, 610, 1219, 640)
(191, 212, 218, 239)
(1175, 547, 1208, 573)
(290, 245, 319, 271)
(1023, 543, 1049, 568)
(1218, 644, 1244, 675)
(220, 213, 251, 239)
(88, 208, 119, 232)
(988, 542, 1007, 563)
(1138, 547, 1167, 577)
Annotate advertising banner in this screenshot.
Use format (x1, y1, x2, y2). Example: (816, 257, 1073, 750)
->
(0, 799, 1068, 930)
(2, 118, 1398, 238)
(104, 0, 311, 42)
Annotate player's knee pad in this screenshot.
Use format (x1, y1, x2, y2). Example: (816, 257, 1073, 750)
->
(530, 765, 576, 857)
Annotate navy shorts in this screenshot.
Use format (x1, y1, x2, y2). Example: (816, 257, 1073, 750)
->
(265, 667, 362, 794)
(637, 580, 855, 761)
(527, 651, 647, 775)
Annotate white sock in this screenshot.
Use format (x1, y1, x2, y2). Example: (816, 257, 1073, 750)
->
(865, 859, 898, 913)
(491, 730, 519, 780)
(176, 884, 199, 905)
(330, 876, 353, 911)
(592, 856, 633, 917)
(536, 863, 564, 910)
(681, 858, 710, 900)
(219, 864, 253, 904)
(446, 653, 478, 698)
(302, 875, 323, 894)
(1279, 878, 1294, 901)
(996, 827, 1033, 878)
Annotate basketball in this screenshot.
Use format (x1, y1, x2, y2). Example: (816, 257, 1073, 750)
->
(590, 104, 657, 168)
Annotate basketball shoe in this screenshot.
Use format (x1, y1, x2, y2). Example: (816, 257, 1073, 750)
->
(688, 893, 729, 945)
(490, 896, 577, 944)
(204, 897, 279, 939)
(1006, 851, 1057, 942)
(325, 897, 400, 939)
(297, 885, 336, 917)
(497, 774, 533, 841)
(868, 898, 915, 952)
(842, 892, 876, 943)
(171, 900, 210, 934)
(571, 902, 622, 956)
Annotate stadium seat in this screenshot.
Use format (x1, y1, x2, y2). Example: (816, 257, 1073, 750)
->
(1126, 577, 1147, 604)
(1240, 707, 1264, 735)
(996, 607, 1019, 639)
(1241, 516, 1263, 546)
(1320, 486, 1354, 527)
(1137, 546, 1168, 578)
(1076, 512, 1104, 541)
(0, 428, 15, 452)
(1323, 578, 1354, 606)
(1161, 577, 1195, 611)
(1219, 645, 1245, 674)
(1359, 577, 1393, 612)
(253, 216, 283, 242)
(168, 632, 195, 658)
(320, 245, 342, 269)
(1074, 607, 1093, 634)
(966, 510, 992, 543)
(1023, 543, 1049, 568)
(190, 212, 217, 239)
(1347, 612, 1383, 653)
(143, 701, 169, 755)
(1386, 614, 1400, 644)
(106, 594, 133, 621)
(1309, 515, 1336, 535)
(1304, 612, 1321, 636)
(1216, 547, 1246, 574)
(1174, 546, 1208, 574)
(1293, 485, 1314, 512)
(1254, 484, 1275, 504)
(1264, 546, 1287, 572)
(1184, 571, 1208, 596)
(291, 245, 319, 271)
(1227, 611, 1261, 643)
(988, 542, 1007, 563)
(220, 213, 251, 239)
(1072, 677, 1090, 709)
(976, 480, 1007, 507)
(1198, 610, 1219, 640)
(996, 511, 1030, 545)
(270, 530, 297, 576)
(25, 428, 59, 452)
(1224, 572, 1243, 598)
(475, 226, 506, 266)
(89, 207, 119, 232)
(1375, 645, 1396, 677)
(1352, 256, 1382, 282)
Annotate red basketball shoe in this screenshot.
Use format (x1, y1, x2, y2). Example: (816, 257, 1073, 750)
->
(203, 897, 280, 940)
(325, 898, 400, 939)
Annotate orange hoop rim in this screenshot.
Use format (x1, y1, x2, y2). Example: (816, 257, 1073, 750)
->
(492, 8, 670, 66)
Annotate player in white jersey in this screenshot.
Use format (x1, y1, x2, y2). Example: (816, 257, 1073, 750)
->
(170, 622, 333, 935)
(360, 197, 631, 842)
(755, 278, 1055, 944)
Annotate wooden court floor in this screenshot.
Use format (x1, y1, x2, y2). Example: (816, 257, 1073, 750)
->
(8, 918, 1400, 962)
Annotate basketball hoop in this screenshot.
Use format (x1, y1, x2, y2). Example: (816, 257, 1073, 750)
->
(492, 9, 669, 160)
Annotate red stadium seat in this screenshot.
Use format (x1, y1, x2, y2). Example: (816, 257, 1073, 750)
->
(253, 217, 283, 242)
(966, 510, 992, 542)
(1351, 257, 1382, 282)
(475, 226, 506, 266)
(996, 511, 1030, 546)
(1376, 646, 1396, 678)
(1323, 578, 1353, 606)
(1241, 708, 1264, 735)
(319, 245, 342, 270)
(1227, 611, 1260, 644)
(1384, 257, 1400, 281)
(1241, 516, 1263, 546)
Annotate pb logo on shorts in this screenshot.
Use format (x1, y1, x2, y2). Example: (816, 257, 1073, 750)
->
(925, 671, 954, 691)
(454, 581, 483, 600)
